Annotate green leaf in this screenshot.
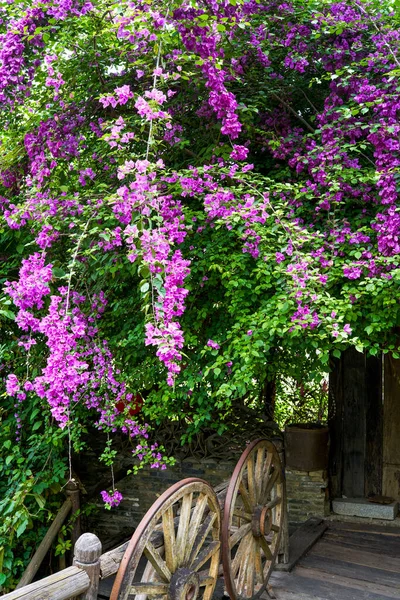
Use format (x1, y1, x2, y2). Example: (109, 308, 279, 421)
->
(15, 520, 28, 538)
(140, 282, 150, 293)
(53, 267, 66, 278)
(0, 310, 15, 320)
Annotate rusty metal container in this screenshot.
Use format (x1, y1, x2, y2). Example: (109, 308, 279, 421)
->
(284, 424, 329, 471)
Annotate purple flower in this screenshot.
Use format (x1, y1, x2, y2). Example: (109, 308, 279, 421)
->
(230, 145, 249, 161)
(207, 339, 220, 350)
(101, 489, 123, 508)
(6, 374, 20, 396)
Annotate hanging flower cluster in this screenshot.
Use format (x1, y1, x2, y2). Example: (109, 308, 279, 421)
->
(1, 0, 400, 506)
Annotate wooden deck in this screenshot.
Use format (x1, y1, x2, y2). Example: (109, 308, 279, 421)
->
(270, 520, 400, 599)
(98, 519, 400, 600)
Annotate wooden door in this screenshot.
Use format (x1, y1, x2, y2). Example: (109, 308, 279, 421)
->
(383, 355, 400, 500)
(329, 349, 383, 499)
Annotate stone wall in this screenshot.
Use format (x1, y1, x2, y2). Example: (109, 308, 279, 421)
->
(83, 457, 329, 548)
(285, 468, 330, 527)
(84, 457, 236, 549)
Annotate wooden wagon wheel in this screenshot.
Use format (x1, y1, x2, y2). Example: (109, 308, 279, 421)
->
(221, 439, 284, 600)
(110, 478, 221, 600)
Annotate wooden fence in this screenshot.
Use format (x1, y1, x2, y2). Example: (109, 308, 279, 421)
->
(1, 531, 143, 600)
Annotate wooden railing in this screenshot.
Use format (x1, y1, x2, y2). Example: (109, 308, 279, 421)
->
(1, 533, 101, 600)
(16, 480, 82, 590)
(1, 530, 134, 600)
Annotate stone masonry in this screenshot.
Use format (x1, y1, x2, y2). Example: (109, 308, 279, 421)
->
(84, 458, 329, 547)
(85, 457, 236, 548)
(285, 468, 330, 528)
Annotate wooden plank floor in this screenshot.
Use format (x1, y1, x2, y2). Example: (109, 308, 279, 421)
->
(270, 520, 400, 599)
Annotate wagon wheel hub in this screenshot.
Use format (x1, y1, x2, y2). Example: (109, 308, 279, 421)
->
(169, 568, 200, 600)
(252, 504, 273, 538)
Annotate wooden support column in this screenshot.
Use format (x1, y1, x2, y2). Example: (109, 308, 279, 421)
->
(365, 354, 383, 497)
(383, 355, 400, 500)
(328, 355, 343, 499)
(277, 442, 289, 564)
(73, 533, 102, 600)
(66, 480, 81, 556)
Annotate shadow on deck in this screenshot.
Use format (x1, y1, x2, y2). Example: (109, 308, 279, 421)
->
(270, 520, 400, 599)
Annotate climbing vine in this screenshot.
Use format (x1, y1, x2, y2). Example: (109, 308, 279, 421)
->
(1, 0, 400, 587)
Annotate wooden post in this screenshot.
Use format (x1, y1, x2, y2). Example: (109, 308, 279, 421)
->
(277, 441, 289, 564)
(73, 533, 102, 600)
(66, 480, 81, 555)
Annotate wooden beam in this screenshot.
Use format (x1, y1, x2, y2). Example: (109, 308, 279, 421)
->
(16, 498, 72, 589)
(275, 518, 327, 572)
(1, 567, 88, 600)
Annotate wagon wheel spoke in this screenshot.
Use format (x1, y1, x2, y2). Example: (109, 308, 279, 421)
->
(254, 544, 263, 585)
(184, 494, 209, 563)
(254, 447, 265, 503)
(144, 541, 172, 582)
(192, 541, 220, 572)
(246, 456, 257, 506)
(232, 508, 252, 521)
(198, 571, 216, 587)
(188, 512, 217, 565)
(222, 439, 285, 600)
(236, 537, 255, 598)
(229, 522, 252, 548)
(175, 492, 193, 565)
(238, 482, 253, 513)
(162, 506, 177, 572)
(258, 536, 273, 561)
(265, 496, 281, 511)
(110, 479, 221, 600)
(130, 583, 169, 595)
(261, 468, 280, 504)
(260, 453, 273, 501)
(231, 531, 253, 578)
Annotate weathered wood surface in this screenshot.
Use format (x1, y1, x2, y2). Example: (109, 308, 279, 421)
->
(109, 479, 221, 600)
(365, 354, 383, 497)
(66, 479, 82, 554)
(100, 541, 130, 579)
(270, 520, 400, 599)
(222, 440, 285, 600)
(101, 455, 288, 587)
(16, 497, 72, 589)
(328, 355, 343, 500)
(100, 479, 235, 580)
(342, 348, 366, 497)
(73, 533, 102, 600)
(329, 351, 384, 500)
(1, 567, 89, 600)
(327, 520, 400, 536)
(275, 517, 327, 572)
(383, 355, 400, 500)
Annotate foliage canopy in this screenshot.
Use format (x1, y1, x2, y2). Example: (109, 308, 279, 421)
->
(1, 0, 400, 587)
